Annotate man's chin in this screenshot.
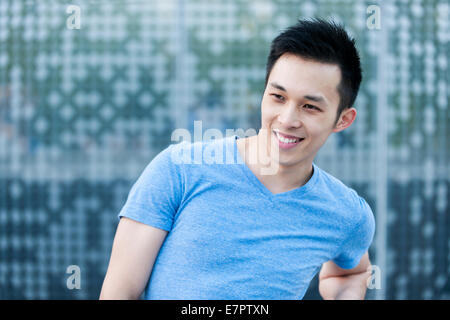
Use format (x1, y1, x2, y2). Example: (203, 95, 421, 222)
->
(271, 152, 312, 168)
(270, 154, 297, 168)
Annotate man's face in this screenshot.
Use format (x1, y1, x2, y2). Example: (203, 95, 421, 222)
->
(260, 53, 354, 169)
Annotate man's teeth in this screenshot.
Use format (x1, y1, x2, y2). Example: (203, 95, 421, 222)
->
(275, 132, 301, 143)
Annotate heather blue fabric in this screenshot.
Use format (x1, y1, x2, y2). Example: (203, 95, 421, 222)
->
(118, 135, 375, 299)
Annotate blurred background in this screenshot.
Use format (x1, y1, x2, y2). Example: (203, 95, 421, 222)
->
(0, 0, 448, 299)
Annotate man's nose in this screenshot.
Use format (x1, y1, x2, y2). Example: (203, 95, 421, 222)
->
(277, 103, 301, 128)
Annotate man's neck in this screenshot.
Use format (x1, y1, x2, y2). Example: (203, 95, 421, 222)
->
(238, 134, 314, 194)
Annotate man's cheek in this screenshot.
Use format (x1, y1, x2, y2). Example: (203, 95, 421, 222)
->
(262, 107, 277, 121)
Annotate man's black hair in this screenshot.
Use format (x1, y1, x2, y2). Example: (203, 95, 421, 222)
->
(265, 18, 362, 125)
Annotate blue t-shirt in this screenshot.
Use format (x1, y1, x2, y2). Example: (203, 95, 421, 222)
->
(118, 135, 375, 300)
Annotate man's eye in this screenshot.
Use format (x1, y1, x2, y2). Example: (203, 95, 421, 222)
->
(271, 94, 284, 101)
(304, 104, 320, 111)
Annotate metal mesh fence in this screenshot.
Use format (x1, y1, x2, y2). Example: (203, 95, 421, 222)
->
(0, 0, 448, 299)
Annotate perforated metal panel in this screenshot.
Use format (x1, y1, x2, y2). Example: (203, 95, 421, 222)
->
(0, 0, 448, 299)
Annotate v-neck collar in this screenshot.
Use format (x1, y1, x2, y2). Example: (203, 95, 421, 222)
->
(229, 134, 319, 199)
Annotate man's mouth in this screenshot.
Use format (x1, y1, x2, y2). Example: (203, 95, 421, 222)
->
(273, 130, 305, 149)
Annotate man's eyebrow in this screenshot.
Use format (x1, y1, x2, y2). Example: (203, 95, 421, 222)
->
(269, 82, 287, 92)
(304, 95, 326, 104)
(269, 82, 328, 106)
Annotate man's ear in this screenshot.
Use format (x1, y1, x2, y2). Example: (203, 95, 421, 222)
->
(332, 107, 357, 133)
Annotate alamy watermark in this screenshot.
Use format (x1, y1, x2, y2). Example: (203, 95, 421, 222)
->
(66, 5, 81, 30)
(366, 5, 381, 30)
(170, 121, 281, 176)
(366, 264, 382, 290)
(65, 3, 381, 31)
(66, 265, 81, 290)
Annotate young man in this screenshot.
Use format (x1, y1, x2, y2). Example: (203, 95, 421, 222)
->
(100, 18, 375, 300)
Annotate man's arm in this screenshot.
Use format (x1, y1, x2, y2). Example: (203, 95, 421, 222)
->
(99, 217, 168, 300)
(318, 252, 372, 300)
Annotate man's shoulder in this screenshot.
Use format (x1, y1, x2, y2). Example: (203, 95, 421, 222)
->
(315, 166, 356, 196)
(314, 166, 374, 233)
(315, 165, 370, 212)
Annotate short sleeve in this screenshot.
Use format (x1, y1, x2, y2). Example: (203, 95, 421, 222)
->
(332, 196, 376, 269)
(118, 144, 184, 232)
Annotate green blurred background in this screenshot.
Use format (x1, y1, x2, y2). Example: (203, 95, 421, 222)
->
(0, 0, 448, 299)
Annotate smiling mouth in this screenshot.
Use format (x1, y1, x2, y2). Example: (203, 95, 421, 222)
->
(273, 130, 304, 148)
